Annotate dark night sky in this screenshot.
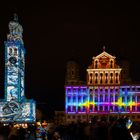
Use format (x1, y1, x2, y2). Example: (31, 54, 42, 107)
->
(0, 1, 140, 117)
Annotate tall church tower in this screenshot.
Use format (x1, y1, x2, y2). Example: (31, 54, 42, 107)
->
(5, 14, 25, 101)
(0, 14, 36, 123)
(65, 61, 79, 85)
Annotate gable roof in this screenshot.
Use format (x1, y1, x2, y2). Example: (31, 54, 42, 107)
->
(93, 51, 116, 59)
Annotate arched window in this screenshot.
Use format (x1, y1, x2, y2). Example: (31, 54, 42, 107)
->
(95, 61, 98, 68)
(110, 60, 113, 68)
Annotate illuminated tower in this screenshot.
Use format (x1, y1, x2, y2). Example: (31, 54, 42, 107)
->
(5, 14, 25, 101)
(0, 14, 36, 123)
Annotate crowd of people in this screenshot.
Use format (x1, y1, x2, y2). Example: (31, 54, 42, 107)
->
(0, 116, 140, 140)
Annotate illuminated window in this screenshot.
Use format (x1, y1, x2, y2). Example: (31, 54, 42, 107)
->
(110, 106, 113, 112)
(132, 96, 135, 101)
(90, 105, 93, 112)
(115, 106, 118, 112)
(105, 89, 108, 93)
(90, 95, 93, 102)
(132, 106, 135, 112)
(78, 106, 81, 112)
(68, 106, 71, 112)
(115, 95, 118, 102)
(95, 95, 98, 102)
(105, 106, 108, 111)
(72, 106, 76, 112)
(137, 96, 140, 102)
(127, 96, 130, 102)
(121, 106, 125, 112)
(83, 106, 86, 112)
(83, 96, 87, 102)
(127, 106, 130, 112)
(105, 94, 108, 102)
(137, 106, 140, 112)
(94, 106, 97, 111)
(99, 106, 103, 111)
(110, 94, 113, 102)
(73, 96, 76, 102)
(78, 96, 81, 102)
(122, 96, 125, 102)
(68, 96, 71, 103)
(100, 94, 103, 102)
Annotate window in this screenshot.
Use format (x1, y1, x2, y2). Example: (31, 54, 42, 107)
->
(137, 96, 140, 102)
(105, 106, 108, 111)
(68, 96, 71, 103)
(132, 106, 135, 112)
(73, 96, 76, 102)
(127, 96, 130, 102)
(105, 94, 108, 102)
(90, 105, 93, 112)
(100, 94, 103, 102)
(127, 106, 130, 112)
(121, 106, 125, 112)
(110, 95, 113, 102)
(68, 106, 71, 112)
(132, 96, 135, 102)
(115, 95, 118, 102)
(137, 106, 140, 112)
(95, 95, 98, 102)
(72, 106, 76, 112)
(78, 106, 81, 112)
(99, 106, 103, 111)
(115, 106, 118, 112)
(83, 106, 86, 112)
(78, 96, 81, 102)
(94, 106, 98, 111)
(14, 48, 17, 55)
(122, 96, 125, 102)
(110, 106, 113, 112)
(90, 95, 93, 102)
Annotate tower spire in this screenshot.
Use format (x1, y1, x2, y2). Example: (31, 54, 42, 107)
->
(103, 45, 106, 51)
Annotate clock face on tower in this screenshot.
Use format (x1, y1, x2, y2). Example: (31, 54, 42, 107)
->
(9, 56, 17, 64)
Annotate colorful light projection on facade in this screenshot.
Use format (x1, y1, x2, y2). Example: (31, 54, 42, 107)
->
(0, 14, 36, 123)
(65, 86, 140, 114)
(65, 48, 140, 115)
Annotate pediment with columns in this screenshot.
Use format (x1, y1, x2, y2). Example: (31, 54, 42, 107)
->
(88, 51, 120, 69)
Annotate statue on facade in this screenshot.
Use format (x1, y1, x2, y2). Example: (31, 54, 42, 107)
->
(8, 14, 23, 44)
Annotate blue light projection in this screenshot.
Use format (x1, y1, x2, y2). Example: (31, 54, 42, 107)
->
(0, 14, 36, 123)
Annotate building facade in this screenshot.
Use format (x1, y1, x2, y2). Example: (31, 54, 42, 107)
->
(65, 48, 140, 123)
(0, 15, 36, 123)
